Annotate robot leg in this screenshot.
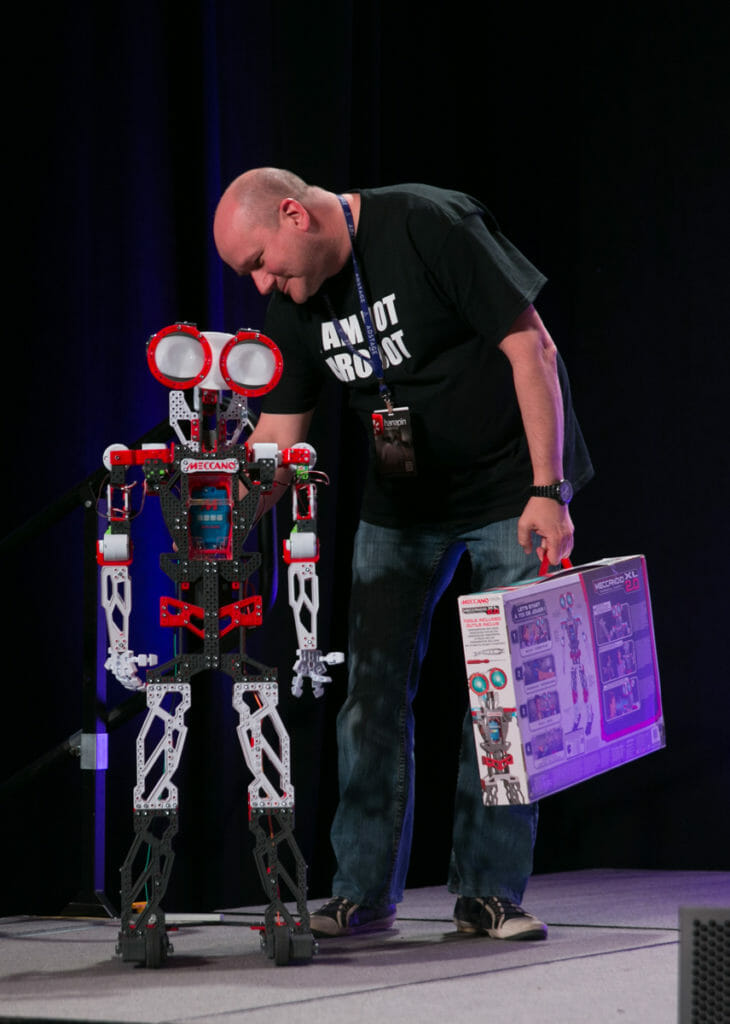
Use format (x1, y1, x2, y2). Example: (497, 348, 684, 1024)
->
(116, 682, 191, 967)
(233, 680, 315, 965)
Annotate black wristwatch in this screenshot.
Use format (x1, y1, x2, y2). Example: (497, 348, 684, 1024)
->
(529, 479, 573, 505)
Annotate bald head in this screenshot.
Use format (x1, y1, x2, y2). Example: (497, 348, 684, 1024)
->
(213, 168, 315, 277)
(213, 167, 358, 303)
(217, 168, 312, 232)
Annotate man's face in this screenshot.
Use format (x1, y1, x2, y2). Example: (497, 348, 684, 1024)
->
(215, 201, 329, 304)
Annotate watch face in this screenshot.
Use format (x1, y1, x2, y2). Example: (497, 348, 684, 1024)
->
(559, 479, 574, 503)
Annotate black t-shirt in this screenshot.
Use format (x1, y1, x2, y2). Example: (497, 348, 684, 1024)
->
(262, 184, 593, 528)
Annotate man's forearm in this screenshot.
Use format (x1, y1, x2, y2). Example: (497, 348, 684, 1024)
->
(498, 306, 574, 564)
(509, 335, 564, 485)
(243, 408, 315, 519)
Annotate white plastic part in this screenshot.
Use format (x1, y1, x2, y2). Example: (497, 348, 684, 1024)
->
(100, 564, 159, 690)
(104, 650, 158, 690)
(169, 390, 200, 449)
(287, 532, 318, 560)
(197, 331, 234, 391)
(134, 683, 191, 808)
(103, 444, 129, 471)
(251, 442, 281, 464)
(220, 331, 283, 395)
(224, 338, 278, 388)
(151, 328, 209, 384)
(99, 533, 131, 563)
(291, 649, 345, 698)
(223, 392, 251, 444)
(233, 682, 294, 809)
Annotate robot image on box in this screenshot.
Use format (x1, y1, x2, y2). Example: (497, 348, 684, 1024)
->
(559, 590, 594, 735)
(97, 323, 343, 967)
(468, 672, 526, 806)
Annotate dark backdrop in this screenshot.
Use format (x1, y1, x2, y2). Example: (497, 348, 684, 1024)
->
(2, 2, 728, 915)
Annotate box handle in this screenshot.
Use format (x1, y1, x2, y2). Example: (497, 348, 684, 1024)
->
(539, 555, 573, 577)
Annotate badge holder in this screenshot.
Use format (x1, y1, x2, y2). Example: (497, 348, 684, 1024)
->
(371, 406, 417, 477)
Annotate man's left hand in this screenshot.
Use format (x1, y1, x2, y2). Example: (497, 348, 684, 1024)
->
(517, 496, 574, 567)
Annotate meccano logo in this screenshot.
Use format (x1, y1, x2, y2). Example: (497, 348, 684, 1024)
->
(181, 458, 239, 473)
(593, 569, 640, 595)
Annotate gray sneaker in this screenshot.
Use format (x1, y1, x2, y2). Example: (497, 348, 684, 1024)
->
(454, 895, 548, 940)
(310, 896, 397, 937)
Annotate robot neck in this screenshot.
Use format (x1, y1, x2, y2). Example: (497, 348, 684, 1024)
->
(197, 388, 224, 453)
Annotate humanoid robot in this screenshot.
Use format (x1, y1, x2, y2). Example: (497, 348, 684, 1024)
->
(97, 323, 342, 967)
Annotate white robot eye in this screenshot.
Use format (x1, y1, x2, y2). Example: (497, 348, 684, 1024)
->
(147, 324, 213, 389)
(220, 330, 283, 396)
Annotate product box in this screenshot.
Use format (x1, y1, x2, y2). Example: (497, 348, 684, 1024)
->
(457, 555, 664, 805)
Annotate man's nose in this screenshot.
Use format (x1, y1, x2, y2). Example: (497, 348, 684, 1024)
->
(251, 269, 276, 295)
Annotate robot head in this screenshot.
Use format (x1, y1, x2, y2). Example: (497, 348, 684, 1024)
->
(146, 323, 283, 397)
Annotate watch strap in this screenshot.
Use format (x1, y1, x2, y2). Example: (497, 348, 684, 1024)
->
(529, 480, 573, 504)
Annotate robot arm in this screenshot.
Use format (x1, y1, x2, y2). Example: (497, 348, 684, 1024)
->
(97, 445, 160, 690)
(276, 443, 344, 698)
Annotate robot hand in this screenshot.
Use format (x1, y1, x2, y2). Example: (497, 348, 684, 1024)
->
(291, 649, 345, 699)
(104, 650, 159, 691)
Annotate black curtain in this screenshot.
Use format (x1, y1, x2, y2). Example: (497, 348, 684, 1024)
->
(2, 2, 728, 915)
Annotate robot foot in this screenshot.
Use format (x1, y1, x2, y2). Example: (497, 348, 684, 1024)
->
(261, 924, 316, 966)
(116, 923, 172, 968)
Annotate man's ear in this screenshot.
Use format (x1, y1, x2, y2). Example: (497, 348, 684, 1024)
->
(279, 197, 310, 230)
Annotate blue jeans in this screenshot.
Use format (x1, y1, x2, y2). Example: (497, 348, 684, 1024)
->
(330, 517, 540, 907)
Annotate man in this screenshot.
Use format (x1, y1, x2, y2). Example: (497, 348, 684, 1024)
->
(214, 168, 593, 941)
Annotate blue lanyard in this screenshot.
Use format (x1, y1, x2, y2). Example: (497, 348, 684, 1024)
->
(324, 195, 394, 412)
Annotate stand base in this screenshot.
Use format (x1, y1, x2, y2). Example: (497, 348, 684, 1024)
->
(61, 889, 117, 919)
